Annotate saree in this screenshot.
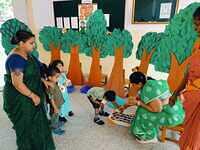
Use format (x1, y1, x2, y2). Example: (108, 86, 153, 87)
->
(3, 55, 55, 150)
(179, 45, 200, 150)
(130, 80, 185, 141)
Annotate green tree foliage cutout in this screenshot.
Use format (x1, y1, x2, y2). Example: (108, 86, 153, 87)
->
(61, 29, 85, 53)
(136, 32, 164, 64)
(136, 2, 200, 73)
(84, 9, 108, 58)
(61, 29, 85, 85)
(106, 29, 133, 97)
(156, 2, 200, 72)
(39, 26, 62, 61)
(0, 18, 39, 57)
(107, 29, 133, 58)
(84, 9, 109, 86)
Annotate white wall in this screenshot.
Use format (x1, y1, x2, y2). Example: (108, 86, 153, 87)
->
(12, 0, 199, 80)
(13, 0, 28, 24)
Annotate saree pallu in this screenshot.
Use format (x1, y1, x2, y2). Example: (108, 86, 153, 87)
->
(179, 91, 200, 150)
(3, 56, 55, 150)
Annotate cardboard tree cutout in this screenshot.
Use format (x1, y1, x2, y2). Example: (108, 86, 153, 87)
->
(106, 29, 133, 97)
(84, 9, 108, 86)
(61, 29, 85, 85)
(156, 2, 200, 92)
(39, 26, 62, 62)
(136, 32, 164, 75)
(128, 32, 163, 96)
(0, 18, 39, 57)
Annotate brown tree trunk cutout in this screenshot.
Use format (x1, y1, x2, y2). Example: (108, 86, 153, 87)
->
(106, 47, 125, 97)
(50, 43, 61, 62)
(129, 48, 155, 97)
(67, 46, 84, 85)
(88, 48, 102, 86)
(138, 48, 156, 74)
(167, 53, 191, 92)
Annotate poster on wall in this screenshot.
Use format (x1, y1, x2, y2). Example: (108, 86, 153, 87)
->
(82, 0, 92, 3)
(159, 2, 172, 19)
(56, 17, 63, 28)
(71, 17, 79, 29)
(104, 14, 110, 27)
(64, 17, 70, 28)
(78, 3, 97, 30)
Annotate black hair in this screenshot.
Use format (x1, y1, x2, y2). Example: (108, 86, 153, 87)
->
(11, 30, 35, 45)
(49, 60, 64, 69)
(103, 90, 116, 102)
(40, 63, 48, 79)
(47, 66, 61, 77)
(193, 6, 200, 19)
(129, 71, 147, 85)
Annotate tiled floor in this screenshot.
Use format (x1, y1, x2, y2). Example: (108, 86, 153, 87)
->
(0, 90, 179, 150)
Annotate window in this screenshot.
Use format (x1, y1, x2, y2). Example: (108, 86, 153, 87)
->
(0, 0, 14, 88)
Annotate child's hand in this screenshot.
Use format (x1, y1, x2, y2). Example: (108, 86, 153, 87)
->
(118, 106, 125, 113)
(54, 107, 59, 114)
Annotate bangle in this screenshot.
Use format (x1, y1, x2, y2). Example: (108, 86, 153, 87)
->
(28, 92, 33, 97)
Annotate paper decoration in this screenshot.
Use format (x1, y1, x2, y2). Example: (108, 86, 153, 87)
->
(82, 0, 92, 3)
(64, 17, 70, 28)
(71, 17, 78, 29)
(78, 3, 98, 30)
(104, 14, 110, 27)
(56, 17, 63, 28)
(159, 2, 172, 19)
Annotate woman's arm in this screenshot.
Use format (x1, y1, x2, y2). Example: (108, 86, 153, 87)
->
(139, 99, 163, 113)
(11, 71, 40, 106)
(169, 71, 188, 106)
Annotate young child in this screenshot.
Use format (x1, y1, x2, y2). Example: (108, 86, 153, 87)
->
(46, 67, 65, 135)
(50, 60, 74, 123)
(87, 87, 126, 125)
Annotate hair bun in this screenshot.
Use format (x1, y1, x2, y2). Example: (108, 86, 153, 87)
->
(11, 36, 19, 45)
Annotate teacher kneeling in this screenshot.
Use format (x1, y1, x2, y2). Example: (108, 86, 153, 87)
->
(129, 72, 185, 144)
(3, 30, 55, 150)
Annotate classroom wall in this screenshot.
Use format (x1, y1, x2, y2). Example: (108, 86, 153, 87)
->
(12, 0, 198, 80)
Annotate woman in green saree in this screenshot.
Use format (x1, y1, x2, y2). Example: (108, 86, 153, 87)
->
(129, 72, 185, 144)
(3, 30, 55, 150)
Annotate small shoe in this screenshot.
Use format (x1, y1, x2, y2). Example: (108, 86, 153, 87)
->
(99, 111, 110, 117)
(94, 118, 104, 125)
(68, 111, 74, 117)
(52, 128, 65, 135)
(52, 121, 65, 129)
(57, 121, 65, 128)
(135, 137, 158, 144)
(59, 116, 68, 123)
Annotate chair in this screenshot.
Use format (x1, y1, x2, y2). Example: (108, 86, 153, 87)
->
(160, 125, 184, 144)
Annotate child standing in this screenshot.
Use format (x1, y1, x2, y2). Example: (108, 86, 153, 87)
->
(47, 67, 65, 135)
(87, 87, 126, 125)
(50, 60, 74, 123)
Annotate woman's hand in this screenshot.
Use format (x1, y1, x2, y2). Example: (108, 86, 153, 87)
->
(179, 93, 186, 103)
(169, 93, 177, 106)
(30, 93, 40, 106)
